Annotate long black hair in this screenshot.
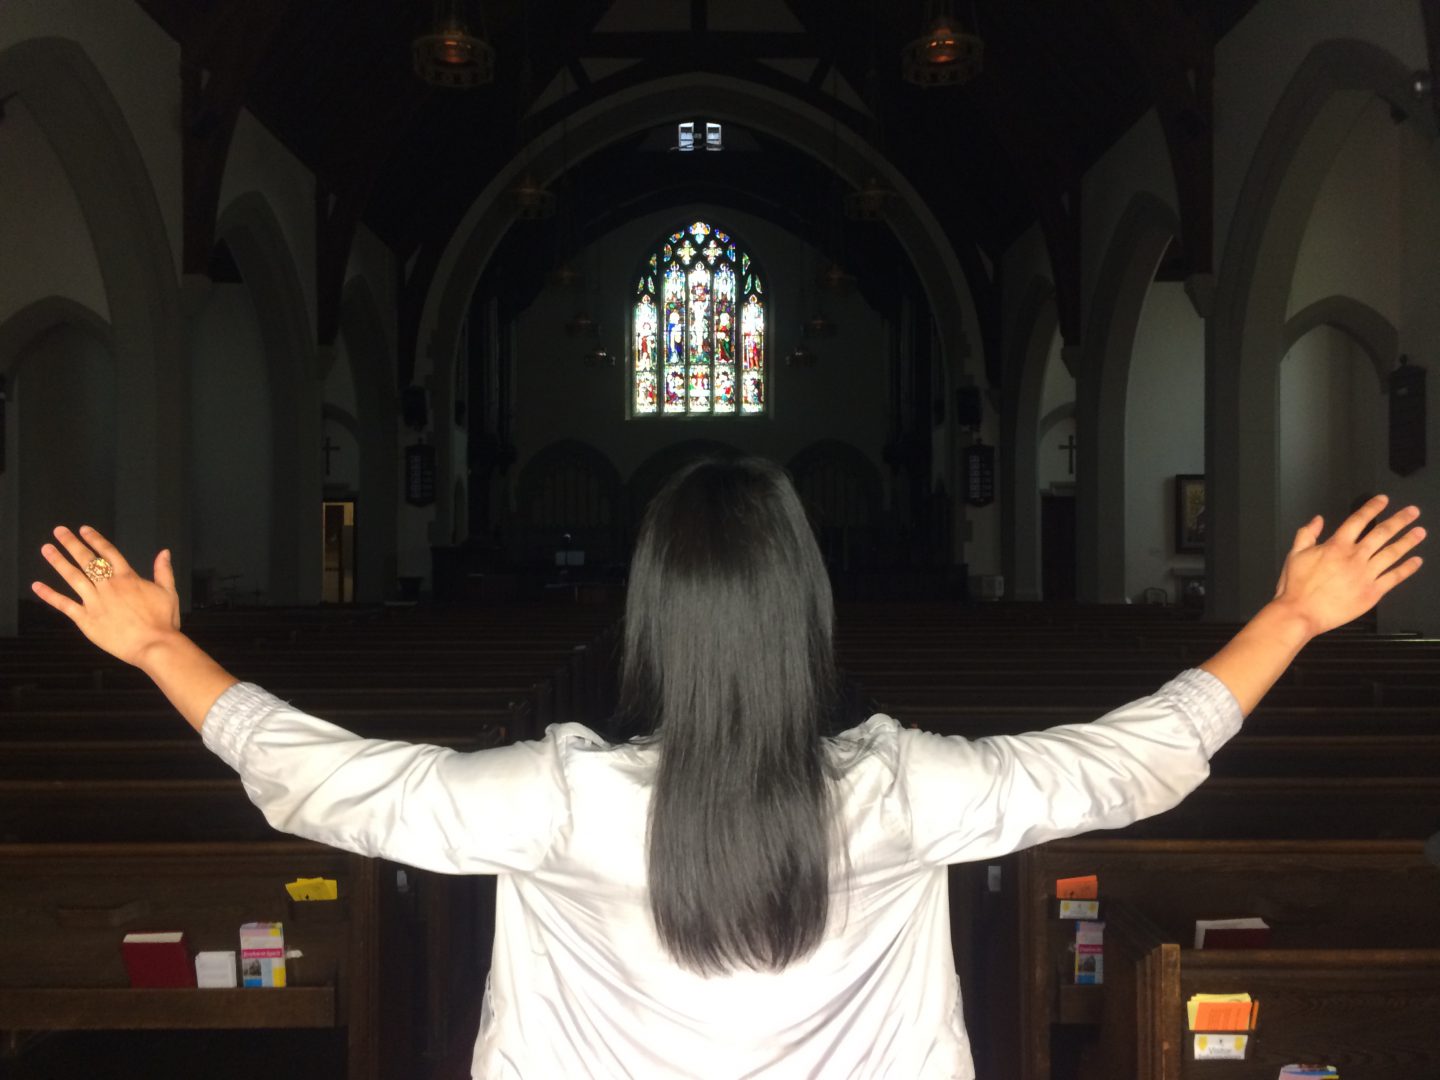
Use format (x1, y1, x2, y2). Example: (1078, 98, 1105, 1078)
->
(615, 456, 840, 975)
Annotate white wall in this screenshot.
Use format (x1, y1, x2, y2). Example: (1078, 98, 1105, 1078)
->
(1279, 325, 1383, 543)
(1287, 95, 1402, 324)
(1081, 109, 1178, 313)
(511, 205, 889, 484)
(0, 99, 108, 325)
(189, 284, 273, 602)
(219, 111, 318, 329)
(1214, 0, 1426, 257)
(1124, 282, 1205, 601)
(15, 325, 116, 559)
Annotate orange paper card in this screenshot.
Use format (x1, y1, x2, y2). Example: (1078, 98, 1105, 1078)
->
(1192, 1001, 1253, 1031)
(1055, 875, 1098, 900)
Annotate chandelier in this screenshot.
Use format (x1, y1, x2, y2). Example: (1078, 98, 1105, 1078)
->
(413, 1, 495, 89)
(901, 9, 983, 88)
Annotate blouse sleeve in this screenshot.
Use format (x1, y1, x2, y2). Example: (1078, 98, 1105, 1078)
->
(201, 682, 573, 874)
(895, 668, 1242, 865)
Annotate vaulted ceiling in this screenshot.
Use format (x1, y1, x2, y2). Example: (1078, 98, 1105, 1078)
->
(136, 0, 1261, 371)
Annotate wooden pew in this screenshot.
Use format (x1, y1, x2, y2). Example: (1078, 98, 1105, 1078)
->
(0, 842, 387, 1079)
(1097, 909, 1440, 1080)
(1014, 839, 1440, 1080)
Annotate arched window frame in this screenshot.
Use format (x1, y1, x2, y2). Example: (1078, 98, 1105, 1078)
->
(631, 220, 766, 417)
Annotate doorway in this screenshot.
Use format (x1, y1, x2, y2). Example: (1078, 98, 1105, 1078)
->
(322, 499, 356, 603)
(1040, 493, 1076, 601)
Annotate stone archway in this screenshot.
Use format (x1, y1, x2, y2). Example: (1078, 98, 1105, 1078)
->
(415, 74, 983, 557)
(0, 37, 182, 633)
(1209, 39, 1429, 620)
(215, 192, 321, 605)
(1282, 294, 1399, 386)
(1076, 192, 1180, 603)
(1001, 277, 1059, 602)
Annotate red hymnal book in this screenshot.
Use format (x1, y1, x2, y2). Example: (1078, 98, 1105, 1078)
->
(122, 932, 196, 988)
(1194, 918, 1272, 950)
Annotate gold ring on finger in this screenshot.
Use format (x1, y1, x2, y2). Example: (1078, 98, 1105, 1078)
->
(85, 556, 114, 583)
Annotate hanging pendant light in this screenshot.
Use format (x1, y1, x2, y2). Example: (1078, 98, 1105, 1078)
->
(583, 342, 615, 368)
(902, 6, 983, 88)
(564, 311, 598, 338)
(549, 260, 584, 291)
(802, 313, 838, 339)
(413, 0, 495, 88)
(817, 260, 857, 293)
(844, 176, 896, 221)
(509, 172, 556, 220)
(786, 341, 820, 368)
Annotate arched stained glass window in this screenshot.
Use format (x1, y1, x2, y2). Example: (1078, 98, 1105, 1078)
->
(633, 220, 765, 416)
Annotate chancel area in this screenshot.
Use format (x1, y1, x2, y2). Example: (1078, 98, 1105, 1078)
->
(2, 1, 1440, 1077)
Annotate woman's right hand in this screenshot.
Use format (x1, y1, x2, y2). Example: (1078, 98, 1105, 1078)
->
(1271, 495, 1425, 638)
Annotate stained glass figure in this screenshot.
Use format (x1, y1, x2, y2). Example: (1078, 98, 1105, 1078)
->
(633, 220, 764, 416)
(634, 296, 658, 415)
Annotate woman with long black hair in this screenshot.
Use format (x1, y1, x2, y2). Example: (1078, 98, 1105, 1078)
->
(32, 459, 1424, 1078)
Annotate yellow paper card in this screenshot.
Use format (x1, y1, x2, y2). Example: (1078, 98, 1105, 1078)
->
(285, 877, 339, 901)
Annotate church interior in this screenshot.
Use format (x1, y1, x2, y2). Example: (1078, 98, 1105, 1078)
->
(2, 0, 1440, 1077)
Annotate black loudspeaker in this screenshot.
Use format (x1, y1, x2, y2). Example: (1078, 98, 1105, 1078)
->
(955, 387, 983, 429)
(402, 386, 429, 431)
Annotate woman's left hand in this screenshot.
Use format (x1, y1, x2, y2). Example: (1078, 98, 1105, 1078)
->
(32, 525, 182, 667)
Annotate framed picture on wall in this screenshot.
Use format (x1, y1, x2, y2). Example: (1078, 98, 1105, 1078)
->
(1174, 474, 1206, 554)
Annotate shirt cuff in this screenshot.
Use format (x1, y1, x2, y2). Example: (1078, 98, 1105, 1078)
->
(1157, 668, 1244, 757)
(200, 681, 288, 771)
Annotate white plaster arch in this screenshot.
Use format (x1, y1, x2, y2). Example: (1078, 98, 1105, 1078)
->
(1282, 294, 1398, 389)
(1076, 192, 1180, 602)
(1000, 277, 1058, 602)
(0, 37, 183, 634)
(215, 191, 321, 605)
(416, 73, 983, 549)
(339, 275, 401, 602)
(1208, 39, 1430, 620)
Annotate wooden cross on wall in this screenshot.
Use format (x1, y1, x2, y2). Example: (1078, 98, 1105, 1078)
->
(1058, 433, 1077, 476)
(321, 434, 339, 477)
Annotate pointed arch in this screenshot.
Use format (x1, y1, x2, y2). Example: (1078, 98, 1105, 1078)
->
(415, 74, 982, 556)
(1282, 294, 1399, 389)
(1076, 192, 1180, 602)
(215, 191, 321, 604)
(0, 38, 180, 634)
(1209, 39, 1426, 619)
(632, 219, 765, 417)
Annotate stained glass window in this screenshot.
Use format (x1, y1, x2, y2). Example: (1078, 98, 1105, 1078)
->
(633, 220, 764, 416)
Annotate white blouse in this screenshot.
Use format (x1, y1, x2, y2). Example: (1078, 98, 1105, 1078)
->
(202, 668, 1241, 1079)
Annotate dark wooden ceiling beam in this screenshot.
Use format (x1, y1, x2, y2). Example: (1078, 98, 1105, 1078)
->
(582, 32, 817, 57)
(170, 0, 292, 276)
(1103, 0, 1215, 277)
